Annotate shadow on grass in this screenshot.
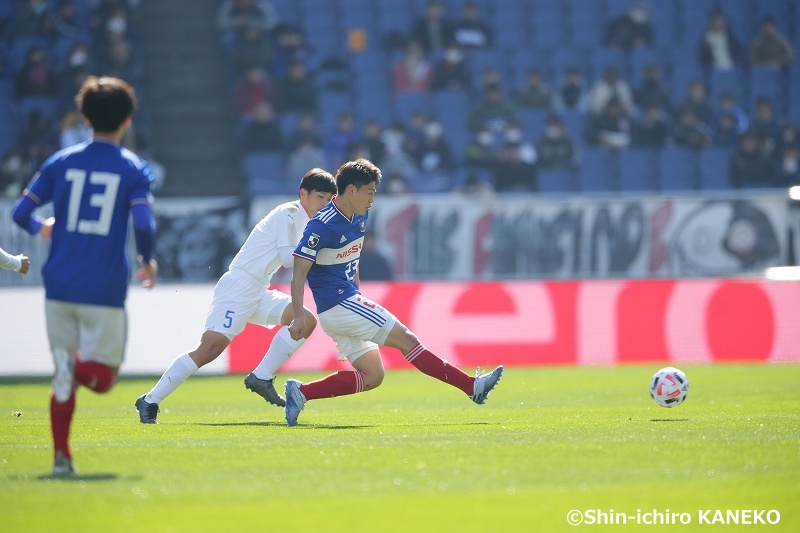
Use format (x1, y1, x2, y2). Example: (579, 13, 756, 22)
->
(195, 421, 286, 427)
(650, 418, 690, 422)
(34, 472, 120, 482)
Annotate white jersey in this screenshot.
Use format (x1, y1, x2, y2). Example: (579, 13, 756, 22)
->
(228, 200, 309, 286)
(0, 246, 23, 272)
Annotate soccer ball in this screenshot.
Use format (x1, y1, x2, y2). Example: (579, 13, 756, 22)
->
(649, 367, 689, 408)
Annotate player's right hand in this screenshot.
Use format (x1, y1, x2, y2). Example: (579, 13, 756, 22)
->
(136, 256, 158, 289)
(18, 255, 30, 275)
(40, 217, 55, 239)
(287, 318, 305, 341)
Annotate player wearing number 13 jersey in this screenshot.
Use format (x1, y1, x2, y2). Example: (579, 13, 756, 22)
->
(11, 76, 158, 476)
(284, 159, 505, 426)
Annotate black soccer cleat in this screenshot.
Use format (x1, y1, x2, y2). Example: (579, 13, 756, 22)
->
(135, 394, 159, 424)
(244, 373, 286, 407)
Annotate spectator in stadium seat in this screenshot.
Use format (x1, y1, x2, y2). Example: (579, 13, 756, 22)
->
(347, 119, 386, 167)
(676, 79, 713, 127)
(271, 22, 310, 76)
(749, 16, 794, 69)
(452, 1, 492, 50)
(232, 65, 276, 118)
(324, 112, 361, 170)
(775, 123, 800, 161)
(633, 105, 669, 148)
(13, 0, 54, 39)
(217, 0, 278, 42)
(604, 1, 653, 50)
(59, 108, 92, 148)
(671, 109, 711, 149)
(14, 45, 58, 100)
(514, 68, 553, 110)
(231, 25, 274, 74)
(241, 101, 282, 154)
(357, 233, 394, 281)
(491, 141, 538, 192)
(378, 126, 419, 184)
(536, 114, 576, 170)
(411, 0, 454, 55)
(634, 63, 670, 111)
(286, 139, 326, 184)
(18, 108, 60, 173)
(552, 67, 590, 113)
(402, 111, 429, 158)
(89, 0, 133, 42)
(432, 45, 471, 92)
(750, 97, 780, 154)
(729, 132, 775, 188)
(392, 40, 434, 95)
(698, 11, 744, 71)
(712, 113, 740, 148)
(96, 40, 143, 86)
(586, 98, 632, 150)
(52, 0, 84, 41)
(464, 126, 496, 176)
(716, 91, 749, 134)
(0, 149, 31, 198)
(504, 120, 537, 165)
(411, 119, 455, 178)
(277, 59, 317, 114)
(777, 145, 800, 186)
(285, 111, 322, 153)
(588, 66, 636, 117)
(468, 83, 519, 133)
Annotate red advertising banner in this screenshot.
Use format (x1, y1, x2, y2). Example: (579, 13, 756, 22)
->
(228, 279, 800, 372)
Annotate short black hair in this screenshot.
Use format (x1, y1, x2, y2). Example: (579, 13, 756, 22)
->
(335, 158, 382, 194)
(75, 76, 136, 133)
(299, 167, 337, 194)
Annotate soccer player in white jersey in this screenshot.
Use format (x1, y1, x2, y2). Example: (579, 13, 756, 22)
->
(0, 246, 30, 274)
(283, 159, 504, 426)
(11, 76, 158, 475)
(134, 168, 337, 423)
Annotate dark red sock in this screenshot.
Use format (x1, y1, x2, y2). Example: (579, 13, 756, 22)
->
(300, 371, 364, 401)
(50, 392, 75, 459)
(405, 344, 475, 395)
(74, 360, 115, 393)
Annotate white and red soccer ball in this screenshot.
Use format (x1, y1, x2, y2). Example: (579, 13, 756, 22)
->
(649, 367, 689, 408)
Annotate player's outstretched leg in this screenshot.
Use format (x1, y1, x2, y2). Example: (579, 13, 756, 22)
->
(284, 379, 307, 426)
(244, 373, 286, 407)
(471, 365, 505, 405)
(135, 394, 160, 424)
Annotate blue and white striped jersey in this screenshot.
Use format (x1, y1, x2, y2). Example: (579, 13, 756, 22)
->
(293, 200, 368, 313)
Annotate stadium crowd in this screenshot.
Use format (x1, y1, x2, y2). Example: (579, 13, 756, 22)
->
(1, 0, 798, 198)
(219, 0, 799, 195)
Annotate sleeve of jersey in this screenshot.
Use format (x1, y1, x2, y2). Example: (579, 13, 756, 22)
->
(131, 202, 156, 262)
(11, 168, 51, 235)
(293, 219, 323, 263)
(274, 208, 297, 268)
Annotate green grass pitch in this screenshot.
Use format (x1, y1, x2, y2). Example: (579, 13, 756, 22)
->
(1, 364, 798, 533)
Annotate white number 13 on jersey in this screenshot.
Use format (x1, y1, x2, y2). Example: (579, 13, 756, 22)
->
(65, 169, 121, 236)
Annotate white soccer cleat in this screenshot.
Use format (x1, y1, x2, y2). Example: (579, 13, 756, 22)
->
(471, 365, 504, 405)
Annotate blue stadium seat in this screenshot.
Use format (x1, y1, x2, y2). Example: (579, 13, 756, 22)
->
(747, 68, 785, 112)
(246, 152, 286, 196)
(560, 111, 585, 146)
(577, 148, 616, 192)
(551, 48, 589, 79)
(658, 148, 698, 191)
(519, 109, 547, 143)
(679, 0, 718, 45)
(354, 90, 392, 125)
(375, 6, 412, 34)
(619, 149, 657, 192)
(433, 89, 470, 162)
(709, 69, 745, 103)
(493, 18, 527, 49)
(648, 1, 680, 46)
(392, 92, 432, 123)
(317, 91, 352, 131)
(529, 4, 565, 47)
(698, 147, 733, 190)
(537, 168, 575, 194)
(587, 48, 628, 80)
(509, 48, 550, 85)
(715, 0, 753, 42)
(629, 48, 665, 84)
(18, 96, 59, 120)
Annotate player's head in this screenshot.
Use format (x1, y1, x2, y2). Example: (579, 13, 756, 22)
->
(298, 168, 336, 217)
(75, 76, 136, 134)
(335, 159, 382, 215)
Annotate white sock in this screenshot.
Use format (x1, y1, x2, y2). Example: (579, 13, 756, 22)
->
(251, 328, 305, 380)
(145, 353, 199, 405)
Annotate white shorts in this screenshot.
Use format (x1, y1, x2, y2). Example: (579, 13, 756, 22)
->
(46, 299, 127, 367)
(318, 294, 397, 363)
(204, 270, 290, 340)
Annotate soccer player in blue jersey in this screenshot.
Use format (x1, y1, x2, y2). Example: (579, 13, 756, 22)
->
(283, 159, 504, 426)
(11, 76, 158, 475)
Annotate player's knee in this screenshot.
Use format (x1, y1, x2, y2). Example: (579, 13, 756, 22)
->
(362, 367, 385, 390)
(94, 378, 116, 393)
(302, 309, 317, 337)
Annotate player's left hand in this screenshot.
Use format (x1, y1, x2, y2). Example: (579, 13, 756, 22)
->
(136, 255, 158, 289)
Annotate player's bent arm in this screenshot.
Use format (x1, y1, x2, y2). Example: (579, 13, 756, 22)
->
(288, 255, 313, 340)
(277, 245, 295, 269)
(132, 203, 158, 288)
(11, 195, 44, 236)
